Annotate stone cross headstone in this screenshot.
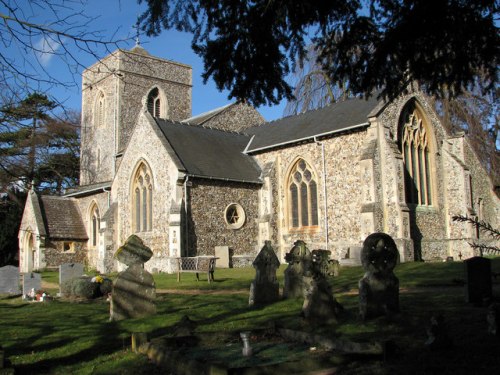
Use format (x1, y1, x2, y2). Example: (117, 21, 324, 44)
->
(358, 233, 400, 320)
(22, 272, 41, 298)
(249, 241, 280, 306)
(110, 235, 156, 321)
(283, 240, 311, 299)
(0, 266, 20, 295)
(59, 263, 84, 295)
(301, 249, 342, 325)
(464, 256, 492, 306)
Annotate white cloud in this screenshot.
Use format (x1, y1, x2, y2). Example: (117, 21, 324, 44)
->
(35, 36, 63, 67)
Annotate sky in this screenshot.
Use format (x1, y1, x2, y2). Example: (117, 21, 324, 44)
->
(7, 0, 287, 122)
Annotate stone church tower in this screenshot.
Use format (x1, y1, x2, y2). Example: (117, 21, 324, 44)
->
(80, 45, 192, 185)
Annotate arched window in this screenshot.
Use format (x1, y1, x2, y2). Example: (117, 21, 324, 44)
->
(132, 162, 153, 232)
(287, 159, 319, 230)
(399, 104, 433, 206)
(95, 91, 105, 127)
(147, 88, 161, 117)
(90, 204, 100, 247)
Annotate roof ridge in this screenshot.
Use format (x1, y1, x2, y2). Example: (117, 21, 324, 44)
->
(159, 117, 249, 136)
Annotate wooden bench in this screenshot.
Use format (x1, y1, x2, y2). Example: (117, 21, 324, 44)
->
(176, 257, 218, 283)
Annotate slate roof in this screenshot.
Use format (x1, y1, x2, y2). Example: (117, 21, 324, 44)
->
(154, 119, 262, 184)
(182, 103, 234, 125)
(38, 195, 88, 240)
(244, 95, 381, 153)
(64, 181, 112, 197)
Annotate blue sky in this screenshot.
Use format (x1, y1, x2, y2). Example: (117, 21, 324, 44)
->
(14, 0, 287, 121)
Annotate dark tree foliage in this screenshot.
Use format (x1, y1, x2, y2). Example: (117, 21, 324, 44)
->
(0, 93, 80, 194)
(138, 0, 498, 107)
(0, 188, 26, 266)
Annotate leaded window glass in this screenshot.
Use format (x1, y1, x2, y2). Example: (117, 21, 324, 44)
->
(288, 159, 319, 229)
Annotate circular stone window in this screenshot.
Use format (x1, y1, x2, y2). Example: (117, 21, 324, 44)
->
(224, 203, 246, 230)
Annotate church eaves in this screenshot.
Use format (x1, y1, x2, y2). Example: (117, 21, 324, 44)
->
(244, 95, 381, 153)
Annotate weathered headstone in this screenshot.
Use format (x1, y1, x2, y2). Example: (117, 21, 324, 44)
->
(215, 246, 230, 268)
(0, 266, 20, 295)
(59, 263, 84, 294)
(22, 272, 41, 298)
(283, 240, 311, 299)
(302, 250, 342, 325)
(339, 246, 362, 267)
(464, 256, 492, 306)
(358, 233, 400, 320)
(249, 241, 280, 306)
(110, 235, 156, 321)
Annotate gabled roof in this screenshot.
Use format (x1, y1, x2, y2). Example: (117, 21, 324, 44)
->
(154, 119, 262, 184)
(182, 103, 235, 125)
(64, 181, 112, 197)
(244, 96, 381, 153)
(38, 195, 88, 240)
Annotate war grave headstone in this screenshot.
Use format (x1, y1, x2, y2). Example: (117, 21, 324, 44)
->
(59, 263, 84, 295)
(110, 235, 156, 321)
(283, 240, 312, 299)
(302, 249, 342, 325)
(249, 241, 280, 306)
(0, 265, 20, 295)
(339, 246, 362, 267)
(22, 272, 41, 299)
(215, 246, 230, 268)
(358, 233, 400, 320)
(464, 256, 492, 306)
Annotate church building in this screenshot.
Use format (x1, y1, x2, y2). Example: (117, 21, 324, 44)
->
(18, 46, 500, 273)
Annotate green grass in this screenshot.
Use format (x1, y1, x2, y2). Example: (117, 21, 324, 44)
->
(1, 258, 500, 374)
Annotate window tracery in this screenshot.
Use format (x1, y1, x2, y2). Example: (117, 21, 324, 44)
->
(287, 159, 319, 230)
(132, 163, 153, 232)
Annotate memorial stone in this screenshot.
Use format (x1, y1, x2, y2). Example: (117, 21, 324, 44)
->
(249, 241, 280, 306)
(22, 272, 41, 298)
(59, 263, 84, 295)
(215, 246, 230, 268)
(464, 256, 492, 306)
(358, 233, 400, 320)
(110, 235, 156, 321)
(0, 266, 20, 295)
(283, 240, 311, 299)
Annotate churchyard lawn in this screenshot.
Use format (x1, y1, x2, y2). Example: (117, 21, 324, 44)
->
(1, 259, 500, 374)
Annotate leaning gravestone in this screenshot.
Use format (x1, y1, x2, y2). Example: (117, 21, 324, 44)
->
(283, 240, 312, 299)
(22, 272, 41, 298)
(464, 256, 492, 306)
(302, 249, 342, 325)
(0, 266, 20, 295)
(358, 233, 400, 320)
(110, 235, 156, 321)
(59, 263, 84, 295)
(249, 241, 280, 306)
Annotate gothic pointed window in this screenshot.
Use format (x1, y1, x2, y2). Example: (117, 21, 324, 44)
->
(287, 159, 319, 230)
(400, 104, 434, 206)
(95, 91, 105, 127)
(90, 204, 100, 248)
(147, 88, 161, 117)
(132, 163, 153, 232)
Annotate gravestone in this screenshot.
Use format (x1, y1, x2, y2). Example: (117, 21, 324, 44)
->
(0, 266, 20, 295)
(59, 263, 84, 295)
(283, 240, 312, 299)
(110, 235, 156, 321)
(464, 256, 492, 306)
(22, 272, 41, 298)
(215, 246, 230, 268)
(339, 246, 362, 267)
(249, 241, 280, 306)
(358, 233, 400, 320)
(302, 250, 342, 325)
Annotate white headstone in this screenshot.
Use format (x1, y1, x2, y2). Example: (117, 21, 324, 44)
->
(22, 272, 41, 297)
(0, 265, 20, 294)
(215, 246, 230, 268)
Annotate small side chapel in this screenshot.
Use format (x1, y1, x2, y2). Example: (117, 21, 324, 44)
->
(18, 46, 500, 273)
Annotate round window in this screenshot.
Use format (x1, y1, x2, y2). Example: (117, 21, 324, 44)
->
(224, 203, 246, 229)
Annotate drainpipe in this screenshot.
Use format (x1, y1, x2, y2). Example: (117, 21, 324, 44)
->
(183, 176, 190, 257)
(314, 137, 329, 250)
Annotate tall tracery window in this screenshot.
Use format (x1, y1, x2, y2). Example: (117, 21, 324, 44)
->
(147, 88, 161, 117)
(90, 204, 100, 247)
(288, 159, 319, 230)
(132, 163, 153, 232)
(400, 105, 433, 206)
(95, 91, 105, 127)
